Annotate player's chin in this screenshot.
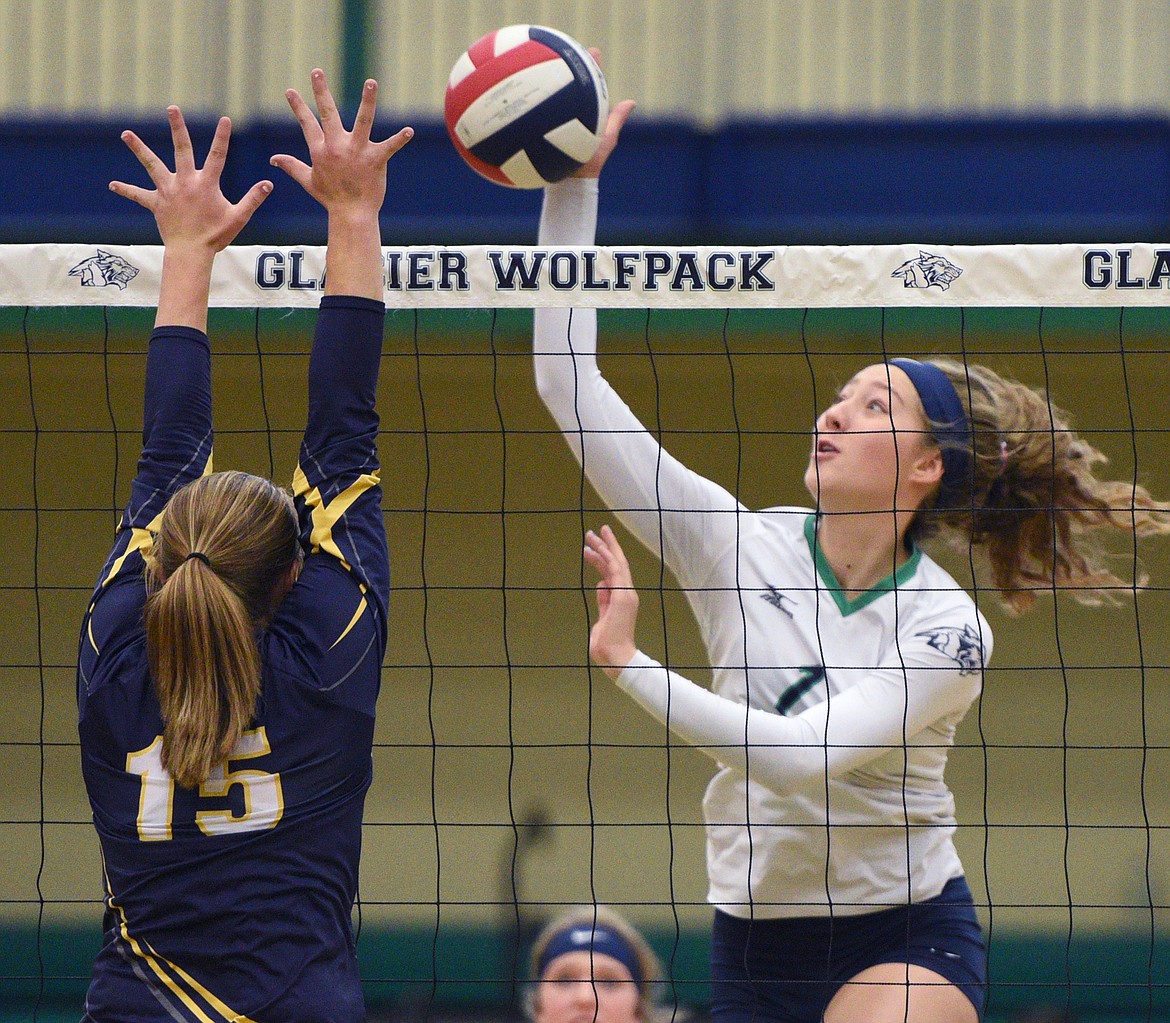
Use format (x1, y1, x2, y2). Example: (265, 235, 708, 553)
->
(804, 462, 859, 513)
(803, 460, 828, 503)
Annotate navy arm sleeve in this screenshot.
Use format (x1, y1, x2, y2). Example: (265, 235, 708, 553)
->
(274, 296, 389, 709)
(78, 326, 214, 709)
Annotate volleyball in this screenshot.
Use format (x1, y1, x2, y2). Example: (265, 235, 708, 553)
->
(444, 24, 609, 189)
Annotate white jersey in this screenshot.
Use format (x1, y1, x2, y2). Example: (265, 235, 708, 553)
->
(535, 178, 993, 919)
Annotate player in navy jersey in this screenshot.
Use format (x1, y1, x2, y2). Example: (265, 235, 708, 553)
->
(77, 70, 412, 1022)
(534, 88, 1170, 1023)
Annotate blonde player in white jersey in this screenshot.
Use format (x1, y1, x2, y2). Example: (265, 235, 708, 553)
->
(533, 95, 1170, 1023)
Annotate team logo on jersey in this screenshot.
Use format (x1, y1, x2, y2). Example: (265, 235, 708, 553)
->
(69, 250, 140, 290)
(891, 251, 963, 291)
(761, 584, 796, 619)
(918, 624, 984, 675)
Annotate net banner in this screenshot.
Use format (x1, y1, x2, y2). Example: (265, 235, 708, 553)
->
(3, 242, 1170, 309)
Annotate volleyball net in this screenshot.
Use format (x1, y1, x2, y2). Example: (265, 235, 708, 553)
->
(3, 242, 1170, 1021)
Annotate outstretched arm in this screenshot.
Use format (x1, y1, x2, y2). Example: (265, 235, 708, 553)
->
(110, 107, 271, 331)
(268, 70, 413, 689)
(106, 106, 271, 526)
(270, 69, 412, 299)
(535, 97, 742, 587)
(83, 109, 271, 680)
(585, 525, 982, 797)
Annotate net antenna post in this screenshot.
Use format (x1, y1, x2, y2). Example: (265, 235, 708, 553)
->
(498, 803, 552, 1017)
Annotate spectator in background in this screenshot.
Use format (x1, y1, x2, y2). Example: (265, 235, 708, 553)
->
(527, 906, 664, 1023)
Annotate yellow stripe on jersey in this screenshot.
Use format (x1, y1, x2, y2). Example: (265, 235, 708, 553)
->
(102, 525, 157, 588)
(86, 524, 157, 656)
(88, 453, 215, 654)
(104, 870, 261, 1023)
(329, 586, 368, 650)
(292, 466, 380, 568)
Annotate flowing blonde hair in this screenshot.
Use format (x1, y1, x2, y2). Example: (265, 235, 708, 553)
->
(144, 471, 300, 788)
(915, 358, 1170, 614)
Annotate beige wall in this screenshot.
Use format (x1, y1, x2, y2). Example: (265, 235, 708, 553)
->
(3, 304, 1169, 941)
(377, 0, 1170, 121)
(0, 0, 342, 115)
(0, 0, 1166, 119)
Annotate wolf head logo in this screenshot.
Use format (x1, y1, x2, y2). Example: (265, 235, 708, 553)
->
(69, 250, 140, 290)
(892, 251, 963, 291)
(918, 624, 985, 675)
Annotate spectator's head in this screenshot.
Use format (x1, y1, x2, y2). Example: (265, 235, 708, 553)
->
(527, 906, 661, 1023)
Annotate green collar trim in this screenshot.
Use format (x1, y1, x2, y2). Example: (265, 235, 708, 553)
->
(803, 514, 922, 616)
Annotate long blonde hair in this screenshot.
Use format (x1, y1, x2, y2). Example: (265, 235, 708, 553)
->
(144, 471, 301, 788)
(917, 358, 1170, 614)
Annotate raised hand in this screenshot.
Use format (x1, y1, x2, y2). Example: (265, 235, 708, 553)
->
(270, 68, 412, 299)
(573, 49, 635, 180)
(269, 68, 413, 218)
(574, 99, 636, 180)
(583, 525, 640, 679)
(110, 106, 272, 252)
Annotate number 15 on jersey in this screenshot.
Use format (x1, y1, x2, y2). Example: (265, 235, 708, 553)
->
(125, 728, 284, 841)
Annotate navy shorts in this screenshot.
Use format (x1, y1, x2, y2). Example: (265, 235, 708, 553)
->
(710, 876, 986, 1023)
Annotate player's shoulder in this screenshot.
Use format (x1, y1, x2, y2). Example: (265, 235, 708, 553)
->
(82, 571, 150, 676)
(756, 506, 816, 537)
(78, 636, 156, 750)
(902, 552, 995, 658)
(905, 552, 976, 613)
(736, 506, 817, 572)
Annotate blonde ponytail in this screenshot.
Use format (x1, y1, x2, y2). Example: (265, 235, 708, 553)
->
(144, 471, 300, 788)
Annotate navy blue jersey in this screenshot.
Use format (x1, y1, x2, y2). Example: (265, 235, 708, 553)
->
(76, 296, 390, 1023)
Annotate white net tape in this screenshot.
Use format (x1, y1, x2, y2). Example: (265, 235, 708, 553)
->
(4, 243, 1169, 308)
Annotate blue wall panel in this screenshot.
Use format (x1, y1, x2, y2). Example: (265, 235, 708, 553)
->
(1, 115, 1167, 245)
(707, 116, 1170, 243)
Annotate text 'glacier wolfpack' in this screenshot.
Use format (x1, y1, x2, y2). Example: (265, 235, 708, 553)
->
(253, 249, 779, 293)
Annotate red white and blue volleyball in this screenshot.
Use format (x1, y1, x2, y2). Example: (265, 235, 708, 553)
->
(445, 25, 609, 189)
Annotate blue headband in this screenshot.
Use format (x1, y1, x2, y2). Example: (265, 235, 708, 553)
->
(538, 923, 643, 988)
(888, 358, 972, 507)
